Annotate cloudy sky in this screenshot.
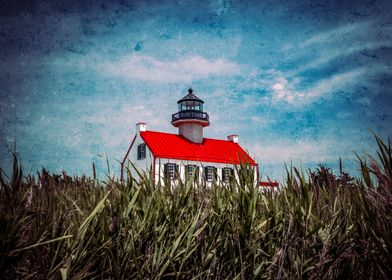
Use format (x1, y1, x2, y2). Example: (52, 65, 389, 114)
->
(1, 0, 391, 180)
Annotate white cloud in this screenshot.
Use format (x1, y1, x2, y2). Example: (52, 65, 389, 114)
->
(306, 68, 366, 98)
(293, 40, 392, 74)
(250, 139, 355, 181)
(269, 67, 375, 106)
(271, 21, 392, 107)
(250, 138, 349, 164)
(355, 97, 371, 106)
(283, 21, 374, 51)
(336, 111, 354, 119)
(251, 116, 268, 126)
(77, 95, 176, 164)
(270, 76, 305, 104)
(210, 0, 230, 16)
(101, 55, 242, 83)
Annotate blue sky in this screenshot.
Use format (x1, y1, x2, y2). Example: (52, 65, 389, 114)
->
(1, 0, 391, 180)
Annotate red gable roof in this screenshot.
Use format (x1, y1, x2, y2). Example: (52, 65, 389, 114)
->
(140, 131, 256, 166)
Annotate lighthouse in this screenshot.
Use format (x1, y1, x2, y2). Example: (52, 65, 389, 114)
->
(171, 88, 210, 143)
(121, 87, 278, 190)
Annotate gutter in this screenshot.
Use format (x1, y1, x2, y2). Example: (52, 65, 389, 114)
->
(120, 133, 137, 183)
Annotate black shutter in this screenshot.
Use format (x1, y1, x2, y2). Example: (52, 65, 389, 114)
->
(222, 168, 228, 182)
(142, 144, 146, 159)
(203, 166, 216, 182)
(185, 165, 196, 181)
(164, 163, 169, 180)
(222, 168, 234, 182)
(195, 166, 199, 181)
(137, 145, 141, 160)
(175, 164, 179, 179)
(185, 165, 189, 180)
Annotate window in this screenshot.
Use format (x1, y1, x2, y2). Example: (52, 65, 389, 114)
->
(186, 100, 195, 110)
(137, 143, 146, 160)
(204, 166, 217, 182)
(222, 167, 234, 183)
(194, 104, 203, 111)
(186, 165, 198, 181)
(164, 163, 178, 180)
(179, 101, 203, 111)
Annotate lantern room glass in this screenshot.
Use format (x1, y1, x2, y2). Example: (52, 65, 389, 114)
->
(178, 101, 203, 111)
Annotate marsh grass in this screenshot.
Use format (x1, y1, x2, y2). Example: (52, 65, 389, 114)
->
(0, 135, 391, 279)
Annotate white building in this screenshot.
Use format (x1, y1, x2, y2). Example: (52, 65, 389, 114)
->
(121, 88, 277, 188)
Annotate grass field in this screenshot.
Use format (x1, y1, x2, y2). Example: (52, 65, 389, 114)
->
(0, 135, 391, 279)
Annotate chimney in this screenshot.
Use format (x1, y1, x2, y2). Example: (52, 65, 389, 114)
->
(227, 134, 239, 143)
(136, 122, 147, 133)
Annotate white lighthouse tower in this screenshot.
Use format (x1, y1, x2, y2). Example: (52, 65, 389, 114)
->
(171, 88, 210, 143)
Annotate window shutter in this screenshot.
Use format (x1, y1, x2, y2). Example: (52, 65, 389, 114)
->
(222, 167, 234, 182)
(175, 164, 179, 179)
(185, 165, 189, 180)
(185, 165, 196, 181)
(222, 168, 228, 182)
(142, 144, 146, 159)
(137, 144, 146, 160)
(214, 167, 218, 181)
(164, 163, 169, 180)
(195, 166, 199, 181)
(204, 166, 216, 182)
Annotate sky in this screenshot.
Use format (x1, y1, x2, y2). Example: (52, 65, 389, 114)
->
(1, 0, 391, 181)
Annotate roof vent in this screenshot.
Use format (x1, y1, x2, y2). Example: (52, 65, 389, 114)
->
(227, 134, 239, 143)
(136, 122, 147, 133)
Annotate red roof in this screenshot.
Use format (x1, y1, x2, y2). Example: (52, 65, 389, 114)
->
(259, 181, 279, 187)
(140, 131, 256, 165)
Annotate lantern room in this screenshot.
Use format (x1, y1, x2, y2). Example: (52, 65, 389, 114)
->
(171, 88, 209, 143)
(177, 89, 204, 111)
(171, 88, 209, 127)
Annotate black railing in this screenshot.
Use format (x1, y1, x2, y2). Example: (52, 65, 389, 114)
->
(172, 110, 209, 123)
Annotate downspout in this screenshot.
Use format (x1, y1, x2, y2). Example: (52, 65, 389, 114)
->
(121, 133, 137, 183)
(152, 156, 156, 185)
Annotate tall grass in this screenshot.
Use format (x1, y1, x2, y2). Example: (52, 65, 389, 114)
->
(0, 135, 391, 279)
